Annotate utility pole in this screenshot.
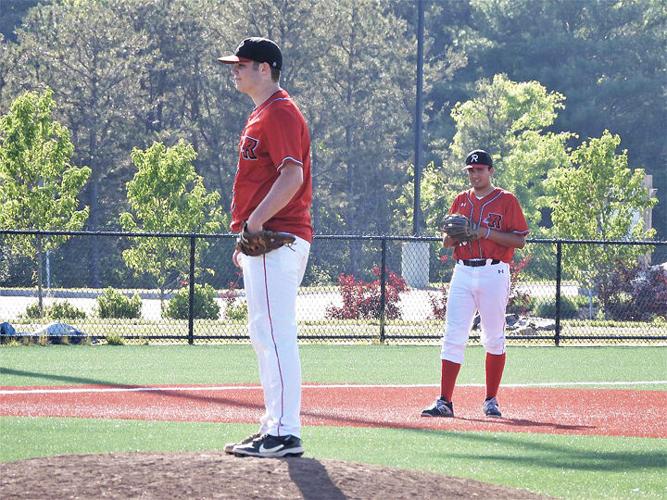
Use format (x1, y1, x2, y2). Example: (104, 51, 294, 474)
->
(413, 0, 425, 236)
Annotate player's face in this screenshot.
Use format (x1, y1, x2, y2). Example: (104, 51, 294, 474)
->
(466, 165, 493, 190)
(231, 61, 262, 94)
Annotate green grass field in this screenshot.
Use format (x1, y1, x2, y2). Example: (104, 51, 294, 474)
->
(1, 344, 666, 498)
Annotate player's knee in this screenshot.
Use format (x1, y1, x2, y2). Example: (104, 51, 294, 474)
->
(482, 336, 505, 356)
(441, 339, 466, 364)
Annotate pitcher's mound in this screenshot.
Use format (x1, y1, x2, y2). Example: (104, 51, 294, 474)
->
(1, 452, 547, 499)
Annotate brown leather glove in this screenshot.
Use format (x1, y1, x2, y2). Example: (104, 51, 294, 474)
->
(235, 222, 296, 256)
(442, 214, 480, 242)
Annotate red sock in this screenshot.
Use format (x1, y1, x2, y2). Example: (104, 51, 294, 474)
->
(440, 359, 461, 402)
(485, 352, 506, 399)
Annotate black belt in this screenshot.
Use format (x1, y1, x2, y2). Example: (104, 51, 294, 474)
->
(459, 259, 500, 267)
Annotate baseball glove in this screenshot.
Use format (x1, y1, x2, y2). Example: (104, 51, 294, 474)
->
(236, 223, 296, 257)
(442, 214, 479, 242)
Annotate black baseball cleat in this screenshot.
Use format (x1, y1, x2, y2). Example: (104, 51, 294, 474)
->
(483, 397, 502, 417)
(421, 397, 454, 417)
(224, 432, 262, 454)
(232, 433, 304, 458)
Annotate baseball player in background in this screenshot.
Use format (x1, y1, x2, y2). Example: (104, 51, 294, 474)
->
(421, 149, 529, 418)
(218, 37, 313, 457)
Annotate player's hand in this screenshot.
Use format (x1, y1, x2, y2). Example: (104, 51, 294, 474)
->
(245, 217, 263, 233)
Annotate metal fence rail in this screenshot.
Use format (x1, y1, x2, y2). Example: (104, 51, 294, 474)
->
(1, 229, 666, 345)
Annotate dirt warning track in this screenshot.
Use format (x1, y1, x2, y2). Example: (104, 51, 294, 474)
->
(1, 384, 665, 438)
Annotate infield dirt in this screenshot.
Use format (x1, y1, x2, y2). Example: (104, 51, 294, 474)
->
(0, 452, 551, 499)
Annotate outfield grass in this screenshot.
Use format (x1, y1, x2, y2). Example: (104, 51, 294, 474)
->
(1, 344, 666, 389)
(1, 345, 666, 498)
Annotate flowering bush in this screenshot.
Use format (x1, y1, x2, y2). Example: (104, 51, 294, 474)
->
(600, 264, 667, 321)
(326, 266, 408, 320)
(506, 256, 533, 315)
(428, 285, 448, 320)
(429, 254, 452, 320)
(220, 278, 248, 322)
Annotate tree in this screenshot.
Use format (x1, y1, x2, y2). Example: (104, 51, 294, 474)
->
(0, 89, 90, 312)
(3, 0, 160, 286)
(448, 74, 573, 232)
(543, 130, 657, 315)
(396, 75, 572, 238)
(119, 139, 225, 309)
(0, 0, 40, 42)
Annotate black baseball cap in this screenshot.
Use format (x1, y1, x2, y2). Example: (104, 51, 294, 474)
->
(217, 37, 282, 71)
(463, 149, 493, 169)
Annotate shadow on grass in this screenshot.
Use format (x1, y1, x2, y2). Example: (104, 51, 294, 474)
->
(0, 368, 265, 412)
(0, 368, 145, 387)
(398, 427, 667, 472)
(459, 416, 594, 431)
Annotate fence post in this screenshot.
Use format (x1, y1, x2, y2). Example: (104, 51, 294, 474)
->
(555, 240, 562, 346)
(188, 236, 196, 345)
(379, 238, 387, 344)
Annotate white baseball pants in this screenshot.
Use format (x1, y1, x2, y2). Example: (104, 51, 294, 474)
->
(239, 236, 310, 438)
(441, 260, 511, 364)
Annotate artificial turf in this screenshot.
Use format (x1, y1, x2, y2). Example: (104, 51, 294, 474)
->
(1, 344, 666, 389)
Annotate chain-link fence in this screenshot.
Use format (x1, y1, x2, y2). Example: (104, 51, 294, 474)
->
(1, 230, 665, 345)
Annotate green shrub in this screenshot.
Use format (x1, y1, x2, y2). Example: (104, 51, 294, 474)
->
(24, 302, 45, 319)
(165, 283, 220, 320)
(226, 301, 248, 322)
(97, 288, 142, 319)
(507, 294, 534, 315)
(24, 300, 86, 320)
(48, 301, 86, 320)
(105, 333, 125, 345)
(532, 296, 579, 319)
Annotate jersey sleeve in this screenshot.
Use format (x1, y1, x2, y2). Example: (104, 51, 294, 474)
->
(263, 106, 304, 171)
(507, 195, 529, 235)
(448, 193, 464, 215)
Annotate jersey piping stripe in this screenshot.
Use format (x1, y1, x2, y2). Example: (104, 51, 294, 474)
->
(262, 255, 285, 436)
(476, 190, 504, 258)
(276, 156, 303, 170)
(253, 97, 291, 119)
(464, 192, 475, 222)
(242, 134, 260, 143)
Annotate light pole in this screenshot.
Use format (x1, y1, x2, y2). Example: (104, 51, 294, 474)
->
(413, 0, 425, 236)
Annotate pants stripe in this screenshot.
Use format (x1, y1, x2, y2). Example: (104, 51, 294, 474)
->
(262, 255, 285, 436)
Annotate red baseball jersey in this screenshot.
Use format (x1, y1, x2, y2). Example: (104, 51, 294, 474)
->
(449, 188, 529, 263)
(230, 89, 313, 242)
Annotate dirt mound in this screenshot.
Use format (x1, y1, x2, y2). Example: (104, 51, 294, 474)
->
(1, 452, 547, 499)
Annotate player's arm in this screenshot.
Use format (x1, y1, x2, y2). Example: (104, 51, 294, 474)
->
(442, 234, 459, 248)
(485, 229, 526, 249)
(245, 161, 303, 232)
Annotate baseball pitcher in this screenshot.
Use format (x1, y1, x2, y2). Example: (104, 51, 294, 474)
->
(218, 37, 313, 457)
